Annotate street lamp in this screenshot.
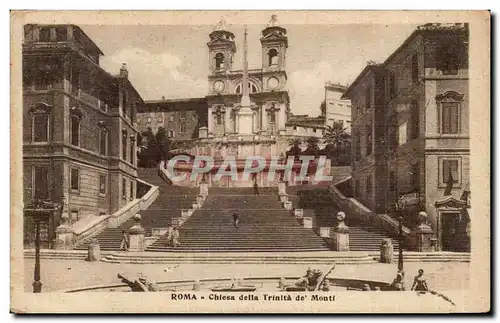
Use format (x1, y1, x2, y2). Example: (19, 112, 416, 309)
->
(394, 197, 406, 273)
(26, 199, 60, 293)
(32, 213, 42, 293)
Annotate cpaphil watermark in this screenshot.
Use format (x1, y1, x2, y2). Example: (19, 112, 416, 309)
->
(163, 155, 333, 183)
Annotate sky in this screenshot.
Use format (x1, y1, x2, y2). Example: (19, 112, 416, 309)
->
(83, 21, 418, 116)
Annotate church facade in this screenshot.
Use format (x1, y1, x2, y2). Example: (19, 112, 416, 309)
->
(204, 15, 290, 139)
(136, 16, 331, 187)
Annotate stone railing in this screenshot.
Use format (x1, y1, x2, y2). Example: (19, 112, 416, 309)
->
(329, 183, 411, 238)
(67, 180, 159, 249)
(158, 161, 173, 185)
(137, 178, 160, 211)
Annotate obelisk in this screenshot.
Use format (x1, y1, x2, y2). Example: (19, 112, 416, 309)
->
(237, 27, 254, 135)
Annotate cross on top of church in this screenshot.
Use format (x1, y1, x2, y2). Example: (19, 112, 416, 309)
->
(214, 17, 229, 32)
(268, 14, 280, 27)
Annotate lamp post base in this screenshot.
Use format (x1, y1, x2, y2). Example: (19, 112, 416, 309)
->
(32, 280, 42, 293)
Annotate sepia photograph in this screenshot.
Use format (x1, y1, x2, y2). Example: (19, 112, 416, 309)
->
(9, 10, 490, 314)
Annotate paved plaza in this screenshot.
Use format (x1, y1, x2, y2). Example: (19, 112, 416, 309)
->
(23, 258, 470, 293)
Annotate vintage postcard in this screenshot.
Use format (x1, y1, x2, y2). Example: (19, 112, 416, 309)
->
(10, 10, 490, 313)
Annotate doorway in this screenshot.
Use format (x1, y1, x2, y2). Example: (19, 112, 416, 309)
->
(441, 212, 459, 251)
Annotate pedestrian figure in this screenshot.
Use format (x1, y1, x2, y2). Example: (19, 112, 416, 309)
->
(119, 230, 129, 251)
(172, 227, 181, 248)
(166, 225, 174, 246)
(411, 269, 429, 292)
(232, 212, 240, 229)
(390, 271, 406, 291)
(253, 182, 259, 196)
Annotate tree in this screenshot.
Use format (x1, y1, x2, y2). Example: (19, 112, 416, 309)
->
(324, 121, 351, 150)
(137, 127, 171, 168)
(319, 100, 326, 117)
(154, 127, 170, 162)
(324, 121, 351, 166)
(286, 138, 302, 159)
(303, 136, 321, 157)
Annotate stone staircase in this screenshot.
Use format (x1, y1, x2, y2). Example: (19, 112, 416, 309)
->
(147, 187, 330, 252)
(287, 186, 400, 252)
(75, 168, 199, 251)
(23, 249, 472, 264)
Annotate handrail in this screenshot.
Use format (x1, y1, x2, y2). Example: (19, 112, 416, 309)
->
(72, 179, 159, 245)
(329, 182, 411, 237)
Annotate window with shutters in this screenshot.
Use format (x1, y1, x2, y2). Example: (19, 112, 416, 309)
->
(411, 100, 420, 139)
(365, 85, 371, 110)
(130, 140, 135, 165)
(366, 174, 372, 196)
(438, 44, 459, 75)
(56, 27, 67, 41)
(33, 165, 49, 199)
(441, 102, 460, 134)
(121, 91, 127, 116)
(70, 113, 81, 146)
(32, 113, 49, 142)
(71, 67, 80, 95)
(437, 91, 463, 134)
(122, 130, 127, 160)
(122, 178, 127, 200)
(99, 174, 106, 195)
(99, 127, 108, 156)
(70, 168, 80, 192)
(366, 126, 372, 156)
(389, 72, 396, 99)
(442, 159, 459, 184)
(39, 27, 51, 42)
(411, 54, 419, 84)
(34, 71, 50, 90)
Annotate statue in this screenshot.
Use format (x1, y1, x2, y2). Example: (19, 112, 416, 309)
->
(118, 273, 159, 292)
(294, 268, 324, 291)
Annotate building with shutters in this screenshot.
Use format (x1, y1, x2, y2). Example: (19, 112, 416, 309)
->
(22, 24, 145, 248)
(324, 82, 352, 132)
(343, 23, 470, 251)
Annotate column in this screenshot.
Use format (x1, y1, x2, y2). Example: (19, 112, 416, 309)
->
(207, 106, 213, 134)
(252, 111, 257, 133)
(261, 104, 268, 134)
(279, 103, 286, 132)
(235, 111, 239, 134)
(225, 106, 231, 134)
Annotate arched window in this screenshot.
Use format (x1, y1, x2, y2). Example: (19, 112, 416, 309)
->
(436, 91, 464, 134)
(29, 102, 52, 143)
(215, 53, 224, 70)
(268, 49, 279, 66)
(235, 83, 258, 94)
(366, 125, 372, 156)
(70, 107, 82, 147)
(122, 130, 127, 160)
(98, 121, 108, 156)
